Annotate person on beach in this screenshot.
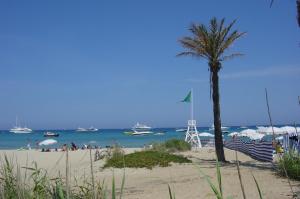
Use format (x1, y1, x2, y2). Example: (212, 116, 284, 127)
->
(71, 142, 77, 151)
(62, 144, 67, 151)
(275, 141, 284, 154)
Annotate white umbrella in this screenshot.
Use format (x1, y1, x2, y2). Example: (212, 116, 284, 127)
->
(228, 132, 239, 137)
(279, 126, 300, 135)
(257, 126, 283, 135)
(39, 139, 57, 146)
(240, 129, 257, 134)
(238, 129, 264, 140)
(198, 132, 214, 137)
(275, 136, 284, 140)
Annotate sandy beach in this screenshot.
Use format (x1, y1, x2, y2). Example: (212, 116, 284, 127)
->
(0, 147, 299, 199)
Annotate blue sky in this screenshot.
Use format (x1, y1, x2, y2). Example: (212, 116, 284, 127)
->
(0, 0, 299, 129)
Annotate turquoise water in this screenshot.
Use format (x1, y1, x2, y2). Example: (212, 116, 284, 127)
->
(0, 126, 271, 149)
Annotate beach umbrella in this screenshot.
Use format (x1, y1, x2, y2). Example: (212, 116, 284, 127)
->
(228, 132, 239, 137)
(275, 136, 284, 140)
(279, 126, 300, 135)
(240, 129, 257, 134)
(39, 139, 57, 146)
(198, 132, 214, 137)
(238, 132, 264, 140)
(257, 126, 283, 135)
(238, 129, 264, 140)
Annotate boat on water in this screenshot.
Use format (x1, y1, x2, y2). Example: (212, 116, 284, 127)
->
(76, 126, 98, 132)
(132, 122, 151, 130)
(10, 117, 32, 134)
(175, 128, 187, 132)
(154, 132, 165, 136)
(209, 124, 229, 131)
(124, 122, 153, 135)
(44, 132, 59, 137)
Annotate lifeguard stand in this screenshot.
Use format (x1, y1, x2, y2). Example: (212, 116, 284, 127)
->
(185, 120, 202, 148)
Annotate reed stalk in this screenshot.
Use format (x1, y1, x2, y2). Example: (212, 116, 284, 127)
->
(235, 149, 246, 199)
(89, 148, 96, 199)
(265, 88, 296, 197)
(65, 147, 70, 199)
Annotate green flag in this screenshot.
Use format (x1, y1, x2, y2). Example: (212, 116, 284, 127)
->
(181, 91, 191, 103)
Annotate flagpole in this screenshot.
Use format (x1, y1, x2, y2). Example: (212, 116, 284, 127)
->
(191, 88, 194, 121)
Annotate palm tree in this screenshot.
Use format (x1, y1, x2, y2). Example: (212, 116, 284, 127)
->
(178, 17, 245, 161)
(271, 0, 300, 27)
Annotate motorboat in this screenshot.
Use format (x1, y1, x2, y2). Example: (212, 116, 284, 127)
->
(76, 126, 98, 132)
(209, 124, 229, 131)
(124, 123, 153, 135)
(76, 127, 88, 132)
(124, 130, 153, 136)
(87, 126, 98, 132)
(132, 130, 153, 135)
(175, 128, 187, 132)
(44, 132, 59, 137)
(132, 122, 151, 131)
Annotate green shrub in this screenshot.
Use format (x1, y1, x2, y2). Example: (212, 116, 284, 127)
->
(104, 150, 191, 169)
(151, 139, 191, 153)
(164, 139, 191, 152)
(278, 151, 300, 181)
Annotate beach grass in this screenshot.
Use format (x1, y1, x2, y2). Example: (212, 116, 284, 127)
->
(278, 151, 300, 181)
(151, 139, 191, 152)
(0, 155, 125, 199)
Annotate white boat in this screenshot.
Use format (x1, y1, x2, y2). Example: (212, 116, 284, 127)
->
(10, 117, 32, 134)
(76, 127, 88, 132)
(132, 130, 153, 135)
(132, 122, 151, 130)
(176, 128, 187, 132)
(129, 122, 153, 135)
(209, 124, 229, 131)
(88, 126, 98, 132)
(76, 126, 98, 132)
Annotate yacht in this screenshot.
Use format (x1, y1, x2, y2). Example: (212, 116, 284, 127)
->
(76, 126, 98, 132)
(209, 124, 229, 131)
(87, 126, 98, 132)
(10, 127, 32, 134)
(44, 132, 59, 137)
(175, 128, 187, 132)
(124, 122, 152, 135)
(132, 122, 151, 130)
(76, 127, 88, 132)
(10, 117, 32, 134)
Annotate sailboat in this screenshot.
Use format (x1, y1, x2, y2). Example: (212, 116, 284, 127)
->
(10, 117, 32, 134)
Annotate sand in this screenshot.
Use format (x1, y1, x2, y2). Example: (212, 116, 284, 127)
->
(0, 148, 299, 199)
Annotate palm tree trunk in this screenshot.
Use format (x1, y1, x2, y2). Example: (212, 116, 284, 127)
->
(212, 70, 226, 162)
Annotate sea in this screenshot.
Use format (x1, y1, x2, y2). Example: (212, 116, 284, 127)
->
(0, 126, 279, 150)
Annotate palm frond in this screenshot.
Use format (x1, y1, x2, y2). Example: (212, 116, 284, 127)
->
(178, 17, 244, 68)
(297, 0, 300, 27)
(221, 53, 244, 61)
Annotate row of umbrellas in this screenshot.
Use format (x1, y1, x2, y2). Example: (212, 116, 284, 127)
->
(198, 126, 299, 140)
